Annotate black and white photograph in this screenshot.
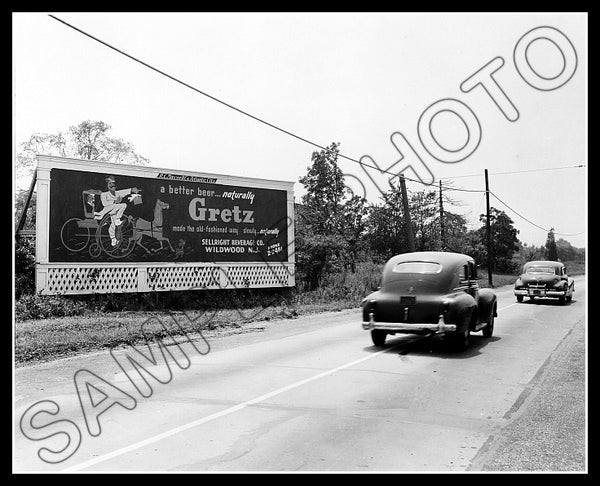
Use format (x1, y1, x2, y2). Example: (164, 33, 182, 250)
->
(13, 11, 587, 473)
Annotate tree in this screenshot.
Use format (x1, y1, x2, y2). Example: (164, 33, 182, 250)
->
(365, 182, 408, 262)
(409, 189, 439, 252)
(472, 208, 520, 273)
(295, 203, 345, 290)
(514, 241, 545, 268)
(555, 238, 585, 263)
(296, 142, 369, 288)
(15, 188, 37, 297)
(296, 143, 346, 289)
(545, 228, 558, 261)
(340, 194, 369, 273)
(462, 229, 487, 265)
(365, 184, 469, 260)
(441, 211, 469, 254)
(16, 120, 150, 190)
(436, 181, 469, 253)
(15, 120, 151, 227)
(298, 143, 345, 232)
(522, 242, 545, 261)
(555, 238, 575, 261)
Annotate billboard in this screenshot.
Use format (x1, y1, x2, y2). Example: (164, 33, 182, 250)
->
(35, 156, 295, 295)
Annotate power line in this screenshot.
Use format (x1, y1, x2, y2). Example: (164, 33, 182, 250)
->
(48, 17, 334, 157)
(490, 191, 585, 237)
(436, 181, 486, 194)
(48, 15, 487, 194)
(48, 13, 583, 227)
(436, 164, 585, 194)
(449, 164, 586, 179)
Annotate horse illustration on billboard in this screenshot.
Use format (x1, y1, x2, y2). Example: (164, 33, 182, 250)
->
(128, 198, 175, 254)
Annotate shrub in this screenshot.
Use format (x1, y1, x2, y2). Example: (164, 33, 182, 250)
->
(296, 261, 383, 305)
(564, 260, 585, 276)
(15, 237, 36, 298)
(15, 294, 87, 321)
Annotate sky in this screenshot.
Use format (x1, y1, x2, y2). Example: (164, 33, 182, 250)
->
(12, 12, 587, 249)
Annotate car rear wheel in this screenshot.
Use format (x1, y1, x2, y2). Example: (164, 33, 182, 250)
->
(447, 316, 470, 351)
(482, 306, 495, 338)
(451, 327, 470, 351)
(371, 330, 387, 347)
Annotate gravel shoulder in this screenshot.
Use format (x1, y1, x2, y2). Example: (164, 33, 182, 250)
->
(469, 316, 586, 472)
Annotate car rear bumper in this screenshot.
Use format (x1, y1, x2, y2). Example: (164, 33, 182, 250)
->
(362, 313, 457, 333)
(514, 289, 567, 297)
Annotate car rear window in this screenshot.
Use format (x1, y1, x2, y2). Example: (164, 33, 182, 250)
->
(526, 266, 555, 274)
(392, 262, 442, 274)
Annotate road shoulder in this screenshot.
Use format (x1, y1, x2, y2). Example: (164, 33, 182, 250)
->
(468, 317, 586, 472)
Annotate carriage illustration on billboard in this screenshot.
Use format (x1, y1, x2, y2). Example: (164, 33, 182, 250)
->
(59, 188, 174, 259)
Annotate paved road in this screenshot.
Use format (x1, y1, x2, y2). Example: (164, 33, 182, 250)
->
(13, 278, 586, 472)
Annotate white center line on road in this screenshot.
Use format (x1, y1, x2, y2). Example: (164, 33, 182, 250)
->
(64, 341, 404, 472)
(499, 303, 518, 312)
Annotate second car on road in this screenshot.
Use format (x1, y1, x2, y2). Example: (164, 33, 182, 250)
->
(513, 260, 574, 304)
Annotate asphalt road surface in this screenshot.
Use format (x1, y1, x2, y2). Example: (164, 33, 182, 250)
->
(14, 278, 586, 473)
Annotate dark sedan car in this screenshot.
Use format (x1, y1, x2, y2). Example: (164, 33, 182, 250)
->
(514, 260, 574, 304)
(361, 252, 497, 351)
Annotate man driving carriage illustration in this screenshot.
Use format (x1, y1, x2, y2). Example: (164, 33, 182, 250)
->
(60, 174, 175, 259)
(94, 175, 141, 247)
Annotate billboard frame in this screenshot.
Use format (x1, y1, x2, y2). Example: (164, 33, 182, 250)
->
(35, 155, 295, 295)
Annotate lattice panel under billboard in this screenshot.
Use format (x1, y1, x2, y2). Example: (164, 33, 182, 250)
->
(45, 267, 139, 294)
(145, 266, 220, 291)
(38, 264, 294, 294)
(146, 264, 293, 291)
(222, 265, 293, 288)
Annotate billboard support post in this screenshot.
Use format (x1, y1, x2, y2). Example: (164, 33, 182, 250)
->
(16, 170, 37, 236)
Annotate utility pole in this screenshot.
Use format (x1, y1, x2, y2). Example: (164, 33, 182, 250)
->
(399, 174, 415, 252)
(439, 180, 445, 251)
(484, 169, 493, 287)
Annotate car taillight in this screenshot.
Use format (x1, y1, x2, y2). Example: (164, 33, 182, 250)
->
(362, 299, 375, 316)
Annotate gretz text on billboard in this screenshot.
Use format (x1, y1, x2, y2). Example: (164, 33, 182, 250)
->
(188, 197, 255, 223)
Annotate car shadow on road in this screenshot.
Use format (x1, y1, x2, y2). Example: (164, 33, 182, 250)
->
(363, 333, 501, 359)
(520, 298, 576, 306)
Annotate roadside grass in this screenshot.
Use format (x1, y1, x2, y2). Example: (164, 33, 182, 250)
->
(15, 295, 359, 365)
(479, 273, 518, 289)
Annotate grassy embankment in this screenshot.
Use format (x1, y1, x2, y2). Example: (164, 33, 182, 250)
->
(15, 261, 585, 365)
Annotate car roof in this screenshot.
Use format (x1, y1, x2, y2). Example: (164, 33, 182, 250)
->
(385, 251, 473, 267)
(524, 261, 564, 268)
